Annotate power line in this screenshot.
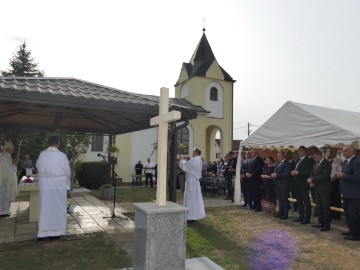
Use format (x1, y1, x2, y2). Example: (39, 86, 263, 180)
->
(233, 125, 248, 130)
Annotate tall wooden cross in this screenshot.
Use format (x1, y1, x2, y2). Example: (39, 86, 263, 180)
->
(150, 87, 181, 207)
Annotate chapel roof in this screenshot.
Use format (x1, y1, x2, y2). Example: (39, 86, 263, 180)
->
(181, 30, 234, 82)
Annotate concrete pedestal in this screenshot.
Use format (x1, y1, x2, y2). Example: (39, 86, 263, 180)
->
(133, 202, 188, 270)
(18, 183, 39, 222)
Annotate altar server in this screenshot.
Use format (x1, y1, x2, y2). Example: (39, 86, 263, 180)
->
(179, 148, 206, 223)
(37, 136, 70, 240)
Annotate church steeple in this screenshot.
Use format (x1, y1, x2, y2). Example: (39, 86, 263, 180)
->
(182, 30, 234, 82)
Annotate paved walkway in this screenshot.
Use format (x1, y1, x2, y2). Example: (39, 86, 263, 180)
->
(0, 191, 136, 256)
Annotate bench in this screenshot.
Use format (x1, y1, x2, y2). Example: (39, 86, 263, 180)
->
(288, 198, 344, 213)
(132, 174, 145, 186)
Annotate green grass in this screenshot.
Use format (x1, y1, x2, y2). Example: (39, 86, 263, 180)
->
(16, 191, 30, 201)
(0, 232, 132, 270)
(92, 187, 223, 203)
(186, 207, 248, 270)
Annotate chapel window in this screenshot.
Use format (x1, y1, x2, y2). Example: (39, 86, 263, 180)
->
(177, 127, 189, 154)
(91, 135, 104, 152)
(210, 87, 218, 101)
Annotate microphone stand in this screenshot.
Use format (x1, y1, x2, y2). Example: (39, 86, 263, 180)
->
(98, 154, 128, 224)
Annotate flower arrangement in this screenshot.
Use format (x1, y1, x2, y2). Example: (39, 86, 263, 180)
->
(106, 145, 120, 157)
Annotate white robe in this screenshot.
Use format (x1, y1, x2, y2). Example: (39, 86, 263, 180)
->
(36, 147, 70, 237)
(0, 152, 17, 215)
(179, 156, 206, 220)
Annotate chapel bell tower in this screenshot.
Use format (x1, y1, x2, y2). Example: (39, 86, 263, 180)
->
(175, 29, 235, 161)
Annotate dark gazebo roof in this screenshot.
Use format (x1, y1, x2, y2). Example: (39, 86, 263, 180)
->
(0, 77, 205, 134)
(180, 32, 234, 82)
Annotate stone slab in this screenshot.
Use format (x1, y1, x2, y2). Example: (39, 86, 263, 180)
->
(70, 188, 91, 193)
(185, 257, 224, 270)
(120, 257, 225, 270)
(133, 202, 188, 270)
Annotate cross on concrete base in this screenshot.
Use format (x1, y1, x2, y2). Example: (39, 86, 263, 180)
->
(150, 87, 181, 207)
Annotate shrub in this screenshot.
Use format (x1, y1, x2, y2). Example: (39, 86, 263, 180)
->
(75, 161, 111, 189)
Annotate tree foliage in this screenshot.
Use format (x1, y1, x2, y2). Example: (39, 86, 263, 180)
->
(1, 41, 44, 77)
(58, 133, 92, 167)
(0, 132, 91, 165)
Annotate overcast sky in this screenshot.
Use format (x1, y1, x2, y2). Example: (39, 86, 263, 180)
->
(1, 0, 360, 140)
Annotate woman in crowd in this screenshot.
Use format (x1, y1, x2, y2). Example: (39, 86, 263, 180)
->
(260, 156, 277, 214)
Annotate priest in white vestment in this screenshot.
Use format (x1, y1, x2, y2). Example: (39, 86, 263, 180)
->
(179, 148, 206, 223)
(0, 140, 17, 217)
(37, 136, 70, 239)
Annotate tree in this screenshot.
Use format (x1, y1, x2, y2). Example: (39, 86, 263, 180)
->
(1, 41, 44, 77)
(58, 133, 92, 190)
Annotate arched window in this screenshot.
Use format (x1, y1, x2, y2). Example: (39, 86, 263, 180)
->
(177, 127, 189, 154)
(210, 87, 218, 101)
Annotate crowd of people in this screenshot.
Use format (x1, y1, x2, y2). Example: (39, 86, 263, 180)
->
(239, 145, 360, 241)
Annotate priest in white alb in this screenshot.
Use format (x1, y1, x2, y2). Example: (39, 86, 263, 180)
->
(37, 136, 70, 240)
(0, 140, 17, 217)
(179, 147, 206, 223)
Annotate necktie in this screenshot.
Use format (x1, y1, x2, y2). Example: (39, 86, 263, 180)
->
(295, 158, 302, 169)
(343, 159, 348, 167)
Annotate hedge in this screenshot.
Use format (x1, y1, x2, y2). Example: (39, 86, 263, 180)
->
(75, 161, 111, 189)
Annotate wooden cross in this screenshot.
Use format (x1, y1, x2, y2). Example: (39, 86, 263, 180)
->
(150, 87, 181, 206)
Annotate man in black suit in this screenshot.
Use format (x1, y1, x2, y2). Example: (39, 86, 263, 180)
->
(228, 151, 237, 203)
(307, 146, 317, 216)
(307, 150, 332, 231)
(240, 152, 252, 208)
(291, 146, 313, 224)
(246, 149, 264, 211)
(336, 145, 360, 241)
(271, 151, 291, 220)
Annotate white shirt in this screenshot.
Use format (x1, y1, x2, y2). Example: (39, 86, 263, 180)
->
(329, 156, 343, 179)
(144, 162, 155, 174)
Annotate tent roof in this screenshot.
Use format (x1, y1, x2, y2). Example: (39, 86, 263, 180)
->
(241, 101, 360, 149)
(0, 77, 204, 134)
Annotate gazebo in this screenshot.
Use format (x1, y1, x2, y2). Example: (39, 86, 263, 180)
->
(0, 76, 204, 201)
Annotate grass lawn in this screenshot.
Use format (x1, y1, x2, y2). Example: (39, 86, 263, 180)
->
(186, 206, 247, 270)
(16, 191, 30, 201)
(91, 187, 223, 203)
(0, 232, 132, 270)
(185, 206, 360, 270)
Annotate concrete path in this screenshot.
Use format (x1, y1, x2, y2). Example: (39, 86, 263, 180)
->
(0, 191, 136, 257)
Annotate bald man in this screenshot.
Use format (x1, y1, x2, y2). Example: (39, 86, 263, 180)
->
(337, 145, 360, 241)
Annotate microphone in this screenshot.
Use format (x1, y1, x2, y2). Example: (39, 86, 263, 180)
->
(97, 153, 106, 158)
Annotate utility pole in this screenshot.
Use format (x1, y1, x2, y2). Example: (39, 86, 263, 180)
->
(247, 122, 251, 136)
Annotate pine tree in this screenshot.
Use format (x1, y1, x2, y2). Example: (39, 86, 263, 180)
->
(1, 41, 44, 77)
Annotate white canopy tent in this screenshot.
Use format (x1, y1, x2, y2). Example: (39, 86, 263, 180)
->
(234, 101, 360, 205)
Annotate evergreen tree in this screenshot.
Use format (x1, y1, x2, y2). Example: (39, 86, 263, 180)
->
(1, 41, 44, 77)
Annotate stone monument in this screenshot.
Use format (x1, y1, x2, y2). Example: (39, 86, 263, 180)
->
(133, 87, 187, 270)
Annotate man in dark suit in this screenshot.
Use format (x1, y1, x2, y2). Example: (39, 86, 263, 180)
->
(228, 151, 237, 203)
(271, 151, 291, 220)
(291, 146, 313, 224)
(307, 150, 332, 231)
(307, 146, 317, 216)
(337, 145, 360, 241)
(240, 152, 252, 208)
(246, 149, 264, 211)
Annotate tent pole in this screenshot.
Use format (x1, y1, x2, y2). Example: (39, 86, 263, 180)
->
(234, 143, 242, 206)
